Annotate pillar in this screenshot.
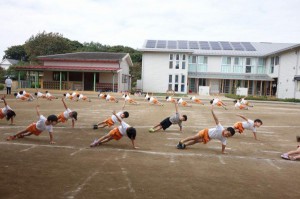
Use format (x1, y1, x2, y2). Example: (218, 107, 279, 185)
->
(59, 71, 62, 90)
(93, 72, 96, 92)
(18, 71, 21, 89)
(112, 73, 115, 92)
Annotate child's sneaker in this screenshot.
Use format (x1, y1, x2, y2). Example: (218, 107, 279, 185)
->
(176, 142, 183, 149)
(148, 128, 155, 133)
(281, 153, 290, 160)
(90, 139, 99, 147)
(6, 136, 16, 141)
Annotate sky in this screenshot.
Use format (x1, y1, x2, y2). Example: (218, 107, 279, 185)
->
(1, 0, 300, 59)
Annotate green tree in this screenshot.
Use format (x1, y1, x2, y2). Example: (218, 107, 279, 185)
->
(3, 45, 28, 61)
(79, 42, 109, 52)
(24, 31, 77, 61)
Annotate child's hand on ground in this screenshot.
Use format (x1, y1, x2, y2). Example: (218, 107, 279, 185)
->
(133, 146, 139, 149)
(222, 151, 228, 154)
(50, 141, 55, 144)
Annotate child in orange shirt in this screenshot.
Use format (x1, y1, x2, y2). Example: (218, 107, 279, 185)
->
(6, 105, 58, 144)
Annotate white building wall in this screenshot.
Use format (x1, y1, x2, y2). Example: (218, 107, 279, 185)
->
(276, 51, 298, 98)
(207, 56, 222, 72)
(142, 52, 188, 93)
(119, 58, 130, 92)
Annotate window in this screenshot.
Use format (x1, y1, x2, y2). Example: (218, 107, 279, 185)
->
(246, 66, 252, 73)
(270, 57, 275, 73)
(199, 78, 206, 86)
(168, 75, 173, 90)
(169, 61, 173, 69)
(175, 61, 179, 69)
(182, 54, 186, 60)
(275, 56, 279, 65)
(169, 54, 173, 60)
(246, 58, 251, 66)
(122, 74, 127, 83)
(189, 56, 197, 63)
(222, 57, 231, 65)
(181, 75, 185, 83)
(258, 58, 265, 66)
(182, 62, 186, 69)
(181, 75, 185, 92)
(176, 54, 180, 60)
(298, 81, 300, 92)
(234, 57, 240, 65)
(198, 56, 208, 64)
(69, 72, 82, 81)
(181, 85, 185, 92)
(53, 72, 67, 81)
(245, 58, 252, 73)
(169, 75, 172, 83)
(175, 75, 178, 83)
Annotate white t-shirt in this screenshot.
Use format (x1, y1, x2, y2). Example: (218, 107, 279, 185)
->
(5, 78, 12, 87)
(242, 119, 256, 132)
(208, 123, 226, 145)
(72, 92, 78, 97)
(15, 93, 23, 99)
(111, 112, 123, 123)
(63, 108, 73, 120)
(37, 92, 44, 97)
(178, 98, 183, 104)
(166, 96, 173, 102)
(78, 94, 84, 100)
(46, 92, 52, 98)
(240, 98, 248, 105)
(1, 105, 12, 115)
(145, 94, 149, 100)
(235, 101, 241, 108)
(118, 121, 130, 136)
(149, 97, 156, 103)
(212, 98, 220, 105)
(65, 93, 71, 99)
(125, 95, 131, 101)
(191, 96, 196, 100)
(106, 94, 111, 100)
(36, 115, 53, 132)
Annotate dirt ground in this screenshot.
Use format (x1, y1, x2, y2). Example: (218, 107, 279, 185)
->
(0, 92, 300, 199)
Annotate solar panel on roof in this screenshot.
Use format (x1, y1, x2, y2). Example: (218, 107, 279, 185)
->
(220, 42, 233, 50)
(189, 41, 199, 49)
(231, 42, 244, 51)
(241, 42, 256, 51)
(178, 41, 188, 49)
(199, 41, 211, 50)
(156, 40, 167, 48)
(167, 41, 177, 49)
(146, 40, 156, 48)
(209, 41, 222, 50)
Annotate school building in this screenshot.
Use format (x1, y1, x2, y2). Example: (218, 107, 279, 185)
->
(15, 52, 133, 92)
(139, 40, 300, 99)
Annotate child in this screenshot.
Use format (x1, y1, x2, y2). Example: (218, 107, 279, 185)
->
(98, 93, 106, 100)
(14, 92, 30, 101)
(177, 98, 192, 107)
(35, 91, 46, 99)
(177, 106, 235, 153)
(166, 96, 176, 103)
(123, 94, 139, 106)
(96, 110, 129, 129)
(240, 97, 253, 107)
(233, 100, 248, 110)
(148, 96, 163, 106)
(63, 93, 73, 100)
(233, 114, 262, 140)
(190, 96, 204, 105)
(105, 94, 118, 103)
(57, 98, 78, 128)
(0, 96, 16, 125)
(149, 102, 187, 133)
(210, 98, 227, 110)
(77, 93, 91, 102)
(144, 93, 150, 101)
(45, 91, 57, 100)
(90, 111, 137, 149)
(6, 105, 58, 144)
(281, 140, 300, 160)
(19, 91, 35, 100)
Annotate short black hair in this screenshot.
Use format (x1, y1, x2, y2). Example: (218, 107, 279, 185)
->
(46, 91, 48, 93)
(126, 127, 136, 140)
(47, 115, 58, 122)
(6, 110, 16, 121)
(182, 115, 187, 121)
(104, 95, 107, 97)
(125, 94, 127, 97)
(34, 92, 38, 96)
(72, 111, 78, 120)
(210, 100, 213, 104)
(14, 93, 18, 97)
(254, 119, 263, 125)
(147, 97, 150, 101)
(77, 94, 80, 97)
(123, 111, 129, 118)
(165, 96, 168, 99)
(227, 127, 235, 136)
(19, 91, 24, 95)
(233, 100, 237, 103)
(190, 97, 192, 100)
(63, 93, 66, 96)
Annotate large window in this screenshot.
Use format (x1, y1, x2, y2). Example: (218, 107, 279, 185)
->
(221, 57, 232, 73)
(181, 75, 185, 92)
(245, 58, 253, 73)
(298, 81, 300, 92)
(169, 61, 173, 69)
(69, 72, 82, 81)
(257, 58, 266, 74)
(122, 74, 128, 83)
(174, 75, 179, 92)
(53, 72, 67, 81)
(270, 57, 275, 73)
(175, 61, 179, 69)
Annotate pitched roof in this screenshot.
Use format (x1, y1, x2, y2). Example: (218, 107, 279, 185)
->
(0, 58, 19, 65)
(38, 52, 128, 61)
(15, 65, 119, 72)
(139, 40, 298, 57)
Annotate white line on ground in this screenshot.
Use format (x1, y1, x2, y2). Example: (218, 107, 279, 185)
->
(218, 156, 226, 164)
(240, 142, 264, 146)
(121, 167, 136, 197)
(66, 171, 99, 199)
(167, 138, 180, 140)
(0, 142, 297, 165)
(70, 148, 84, 156)
(170, 155, 175, 163)
(266, 159, 281, 170)
(20, 145, 36, 152)
(261, 150, 282, 154)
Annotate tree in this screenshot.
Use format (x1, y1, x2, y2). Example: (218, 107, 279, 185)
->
(3, 45, 28, 61)
(79, 42, 109, 52)
(24, 31, 77, 61)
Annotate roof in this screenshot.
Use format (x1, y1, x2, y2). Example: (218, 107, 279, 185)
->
(15, 65, 119, 72)
(0, 58, 19, 65)
(38, 52, 128, 61)
(139, 40, 298, 57)
(188, 72, 274, 81)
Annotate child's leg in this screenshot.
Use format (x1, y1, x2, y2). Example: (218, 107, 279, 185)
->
(185, 139, 202, 146)
(7, 129, 29, 140)
(180, 134, 201, 144)
(290, 154, 300, 160)
(153, 125, 163, 132)
(287, 148, 300, 156)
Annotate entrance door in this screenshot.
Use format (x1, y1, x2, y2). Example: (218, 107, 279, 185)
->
(84, 72, 94, 91)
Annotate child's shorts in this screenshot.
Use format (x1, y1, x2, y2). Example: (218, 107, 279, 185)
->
(197, 128, 210, 144)
(26, 123, 42, 136)
(0, 111, 5, 119)
(109, 128, 123, 140)
(160, 117, 172, 130)
(234, 122, 244, 133)
(104, 118, 115, 127)
(57, 113, 67, 123)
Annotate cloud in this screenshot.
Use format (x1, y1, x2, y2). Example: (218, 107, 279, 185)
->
(1, 0, 300, 59)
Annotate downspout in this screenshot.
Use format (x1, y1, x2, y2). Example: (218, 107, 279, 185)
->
(294, 49, 299, 98)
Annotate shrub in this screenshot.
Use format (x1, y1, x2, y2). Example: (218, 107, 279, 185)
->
(0, 84, 4, 90)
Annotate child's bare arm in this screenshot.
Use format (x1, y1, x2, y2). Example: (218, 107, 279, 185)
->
(61, 98, 68, 109)
(49, 132, 55, 144)
(2, 96, 7, 106)
(211, 106, 219, 125)
(236, 114, 248, 121)
(174, 101, 179, 113)
(36, 105, 41, 117)
(122, 100, 126, 110)
(131, 139, 138, 149)
(222, 144, 226, 154)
